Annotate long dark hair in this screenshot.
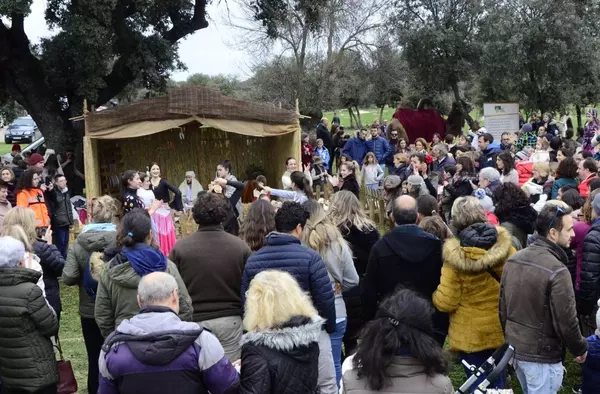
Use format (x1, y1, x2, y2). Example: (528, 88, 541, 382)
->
(17, 168, 41, 191)
(456, 156, 475, 175)
(120, 208, 152, 247)
(353, 288, 447, 390)
(239, 199, 276, 252)
(290, 171, 314, 199)
(496, 151, 514, 176)
(121, 170, 141, 203)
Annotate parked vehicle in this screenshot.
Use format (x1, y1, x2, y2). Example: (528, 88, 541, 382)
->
(2, 137, 45, 166)
(4, 116, 40, 144)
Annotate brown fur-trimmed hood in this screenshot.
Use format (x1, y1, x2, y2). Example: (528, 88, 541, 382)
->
(443, 225, 514, 273)
(90, 252, 107, 282)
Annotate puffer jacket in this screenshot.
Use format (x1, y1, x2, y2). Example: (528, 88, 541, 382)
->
(0, 267, 59, 392)
(62, 225, 117, 319)
(433, 223, 515, 353)
(241, 233, 336, 333)
(366, 136, 391, 164)
(580, 219, 600, 315)
(34, 239, 65, 316)
(94, 250, 193, 337)
(240, 316, 322, 394)
(500, 237, 587, 363)
(583, 333, 600, 394)
(342, 138, 367, 163)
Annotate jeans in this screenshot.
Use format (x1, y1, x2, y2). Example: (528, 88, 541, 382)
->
(200, 316, 243, 361)
(514, 360, 564, 394)
(318, 330, 337, 394)
(52, 225, 70, 259)
(330, 319, 347, 389)
(459, 349, 506, 393)
(81, 317, 104, 394)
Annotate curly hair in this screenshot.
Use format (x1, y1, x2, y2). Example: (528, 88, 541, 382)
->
(493, 183, 531, 218)
(555, 157, 578, 179)
(239, 200, 276, 252)
(192, 192, 228, 226)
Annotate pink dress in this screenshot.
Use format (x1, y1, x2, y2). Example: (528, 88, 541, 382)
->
(153, 206, 177, 257)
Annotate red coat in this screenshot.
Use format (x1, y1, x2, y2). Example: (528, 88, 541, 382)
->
(301, 143, 314, 168)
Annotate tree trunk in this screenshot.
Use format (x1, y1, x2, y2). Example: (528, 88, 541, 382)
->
(354, 106, 362, 128)
(379, 106, 384, 123)
(450, 81, 473, 128)
(347, 108, 356, 129)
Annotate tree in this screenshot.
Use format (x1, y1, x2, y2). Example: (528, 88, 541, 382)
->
(367, 43, 407, 121)
(183, 73, 244, 97)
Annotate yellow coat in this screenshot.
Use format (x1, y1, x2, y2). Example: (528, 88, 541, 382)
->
(433, 226, 515, 353)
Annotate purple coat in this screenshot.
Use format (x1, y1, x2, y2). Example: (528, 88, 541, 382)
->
(98, 307, 239, 394)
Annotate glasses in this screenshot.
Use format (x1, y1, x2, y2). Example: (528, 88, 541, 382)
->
(548, 206, 565, 230)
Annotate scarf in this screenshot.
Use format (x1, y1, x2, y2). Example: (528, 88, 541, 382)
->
(122, 243, 167, 277)
(81, 223, 117, 233)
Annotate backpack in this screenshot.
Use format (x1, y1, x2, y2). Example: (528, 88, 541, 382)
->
(83, 252, 105, 300)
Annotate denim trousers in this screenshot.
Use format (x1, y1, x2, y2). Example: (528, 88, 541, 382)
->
(459, 349, 506, 393)
(330, 319, 347, 389)
(52, 225, 70, 259)
(514, 360, 564, 394)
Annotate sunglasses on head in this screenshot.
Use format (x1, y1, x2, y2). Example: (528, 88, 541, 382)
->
(548, 205, 565, 230)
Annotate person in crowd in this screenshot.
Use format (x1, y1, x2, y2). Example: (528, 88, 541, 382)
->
(406, 174, 429, 199)
(580, 194, 600, 318)
(389, 153, 410, 181)
(169, 192, 251, 360)
(477, 166, 502, 197)
(433, 196, 515, 390)
(522, 162, 551, 205)
(99, 272, 239, 394)
(576, 149, 594, 165)
(478, 133, 498, 169)
(149, 162, 183, 211)
(583, 109, 600, 152)
(121, 170, 161, 217)
(366, 124, 391, 172)
(241, 201, 337, 394)
(385, 130, 400, 169)
(3, 207, 65, 319)
(445, 133, 456, 152)
(0, 181, 11, 230)
(431, 133, 442, 147)
(262, 170, 314, 204)
(410, 153, 438, 196)
(572, 190, 600, 308)
(590, 178, 600, 194)
(1, 167, 17, 206)
(310, 155, 329, 190)
(496, 150, 519, 185)
(417, 194, 439, 223)
(332, 113, 341, 125)
(562, 189, 585, 214)
(328, 191, 380, 357)
(62, 195, 118, 394)
(548, 137, 562, 162)
(315, 138, 331, 172)
(362, 152, 383, 191)
(582, 301, 600, 393)
(61, 150, 85, 197)
(397, 138, 410, 155)
(46, 174, 74, 258)
(27, 152, 45, 171)
(178, 171, 203, 211)
(414, 138, 428, 155)
(363, 195, 447, 345)
(41, 153, 62, 187)
(16, 168, 50, 232)
(431, 143, 456, 174)
(557, 146, 575, 163)
(317, 117, 335, 172)
(240, 270, 323, 394)
(10, 143, 21, 160)
(239, 199, 276, 253)
(301, 133, 314, 169)
(0, 236, 59, 394)
(500, 131, 514, 151)
(420, 215, 453, 241)
(382, 175, 403, 217)
(342, 129, 368, 164)
(282, 157, 299, 190)
(540, 112, 559, 137)
(579, 158, 598, 199)
(550, 157, 579, 199)
(342, 288, 453, 393)
(216, 160, 244, 217)
(302, 201, 359, 387)
(493, 183, 538, 249)
(95, 208, 193, 338)
(335, 161, 360, 199)
(442, 156, 477, 220)
(500, 204, 587, 394)
(529, 138, 550, 163)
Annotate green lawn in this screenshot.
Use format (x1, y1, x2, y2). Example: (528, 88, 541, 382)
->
(58, 283, 581, 393)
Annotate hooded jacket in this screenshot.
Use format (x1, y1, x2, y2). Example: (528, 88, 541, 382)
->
(433, 223, 515, 353)
(99, 306, 239, 394)
(580, 219, 600, 315)
(62, 226, 117, 318)
(497, 205, 538, 249)
(242, 233, 336, 333)
(240, 316, 323, 394)
(500, 237, 587, 363)
(0, 267, 59, 392)
(94, 251, 193, 337)
(34, 239, 65, 316)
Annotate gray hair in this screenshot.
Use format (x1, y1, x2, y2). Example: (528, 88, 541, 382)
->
(0, 236, 25, 268)
(451, 196, 488, 233)
(433, 143, 448, 156)
(480, 167, 500, 183)
(137, 272, 178, 306)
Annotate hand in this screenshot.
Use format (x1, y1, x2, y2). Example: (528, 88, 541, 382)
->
(575, 352, 587, 363)
(40, 184, 47, 192)
(214, 177, 228, 187)
(470, 180, 477, 190)
(44, 228, 53, 244)
(47, 183, 54, 191)
(148, 199, 162, 215)
(232, 359, 241, 367)
(412, 166, 419, 176)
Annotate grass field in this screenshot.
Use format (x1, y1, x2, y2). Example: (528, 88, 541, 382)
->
(58, 283, 581, 393)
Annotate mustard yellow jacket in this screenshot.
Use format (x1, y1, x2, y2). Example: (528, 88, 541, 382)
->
(433, 225, 515, 353)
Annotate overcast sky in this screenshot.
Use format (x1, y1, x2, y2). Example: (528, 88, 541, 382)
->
(24, 0, 250, 81)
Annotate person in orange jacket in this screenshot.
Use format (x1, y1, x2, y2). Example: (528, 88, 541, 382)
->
(16, 168, 51, 235)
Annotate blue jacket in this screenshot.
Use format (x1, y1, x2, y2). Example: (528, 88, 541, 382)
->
(432, 156, 456, 174)
(315, 147, 331, 170)
(366, 137, 391, 164)
(241, 233, 336, 333)
(583, 334, 600, 394)
(342, 138, 367, 164)
(478, 147, 499, 169)
(551, 177, 578, 200)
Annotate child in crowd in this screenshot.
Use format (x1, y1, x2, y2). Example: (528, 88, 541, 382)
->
(362, 153, 384, 191)
(310, 155, 328, 190)
(301, 133, 314, 169)
(314, 138, 330, 171)
(530, 138, 551, 163)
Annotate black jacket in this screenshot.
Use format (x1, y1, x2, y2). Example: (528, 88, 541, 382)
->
(340, 174, 360, 199)
(316, 124, 334, 152)
(240, 316, 321, 394)
(497, 205, 538, 249)
(478, 147, 498, 169)
(34, 239, 66, 316)
(580, 220, 600, 314)
(46, 188, 73, 228)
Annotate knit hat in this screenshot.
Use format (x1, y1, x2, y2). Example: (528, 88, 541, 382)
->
(521, 123, 533, 134)
(27, 153, 44, 166)
(383, 175, 401, 190)
(407, 174, 424, 186)
(11, 144, 21, 152)
(592, 193, 600, 217)
(473, 188, 494, 212)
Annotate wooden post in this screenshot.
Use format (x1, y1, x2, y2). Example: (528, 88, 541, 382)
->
(82, 99, 101, 199)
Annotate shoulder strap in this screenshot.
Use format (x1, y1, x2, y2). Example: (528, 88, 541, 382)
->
(487, 267, 501, 283)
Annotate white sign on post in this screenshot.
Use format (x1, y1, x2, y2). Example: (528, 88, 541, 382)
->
(483, 103, 520, 140)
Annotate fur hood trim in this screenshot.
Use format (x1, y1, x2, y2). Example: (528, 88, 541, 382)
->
(90, 251, 107, 282)
(241, 316, 325, 352)
(443, 226, 513, 273)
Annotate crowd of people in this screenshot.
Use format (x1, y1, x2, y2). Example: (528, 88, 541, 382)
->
(3, 107, 600, 394)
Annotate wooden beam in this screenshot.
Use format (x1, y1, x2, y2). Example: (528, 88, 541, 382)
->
(83, 136, 101, 199)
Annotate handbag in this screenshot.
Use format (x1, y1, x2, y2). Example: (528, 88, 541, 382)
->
(55, 336, 78, 394)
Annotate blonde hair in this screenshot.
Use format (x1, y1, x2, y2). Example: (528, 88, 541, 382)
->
(243, 270, 318, 331)
(329, 190, 376, 233)
(451, 196, 487, 233)
(0, 224, 33, 252)
(89, 195, 120, 224)
(533, 162, 551, 177)
(393, 152, 408, 163)
(341, 161, 362, 185)
(2, 207, 37, 244)
(302, 201, 350, 261)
